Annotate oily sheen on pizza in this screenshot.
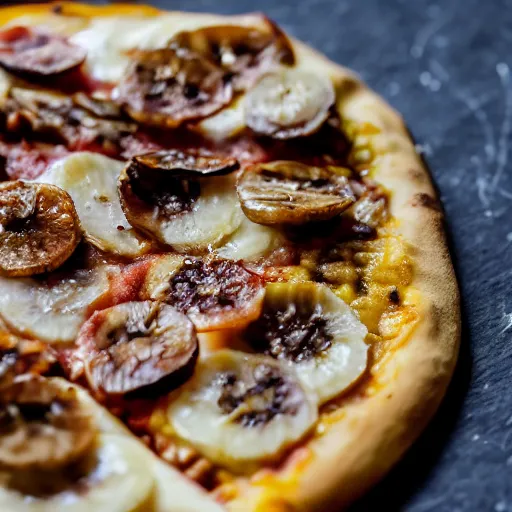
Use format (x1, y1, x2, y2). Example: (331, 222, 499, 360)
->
(0, 3, 460, 511)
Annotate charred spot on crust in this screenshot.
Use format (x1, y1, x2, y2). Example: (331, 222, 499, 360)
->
(217, 364, 297, 427)
(412, 192, 442, 212)
(167, 258, 260, 315)
(247, 303, 332, 363)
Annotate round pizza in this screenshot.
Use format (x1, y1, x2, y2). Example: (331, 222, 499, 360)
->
(0, 3, 461, 511)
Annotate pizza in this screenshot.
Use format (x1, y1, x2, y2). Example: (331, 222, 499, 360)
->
(0, 3, 460, 511)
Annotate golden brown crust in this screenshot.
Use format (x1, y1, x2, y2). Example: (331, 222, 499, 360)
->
(0, 4, 460, 511)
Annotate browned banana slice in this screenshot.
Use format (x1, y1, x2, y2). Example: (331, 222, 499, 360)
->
(76, 301, 198, 396)
(131, 149, 240, 178)
(118, 150, 243, 251)
(0, 26, 86, 77)
(245, 68, 335, 139)
(72, 92, 124, 120)
(172, 20, 294, 91)
(117, 47, 232, 128)
(237, 160, 355, 226)
(0, 181, 81, 277)
(142, 255, 264, 332)
(0, 374, 96, 471)
(166, 350, 317, 473)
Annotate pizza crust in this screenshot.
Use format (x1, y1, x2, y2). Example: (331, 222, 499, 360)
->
(0, 4, 460, 511)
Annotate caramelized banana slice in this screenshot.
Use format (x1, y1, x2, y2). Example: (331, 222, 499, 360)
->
(0, 26, 86, 77)
(245, 283, 368, 403)
(0, 181, 81, 277)
(245, 68, 335, 139)
(237, 160, 355, 226)
(0, 266, 113, 344)
(119, 150, 243, 252)
(166, 350, 317, 473)
(117, 47, 232, 128)
(172, 21, 294, 91)
(0, 374, 96, 471)
(77, 301, 198, 396)
(142, 255, 264, 332)
(40, 152, 149, 258)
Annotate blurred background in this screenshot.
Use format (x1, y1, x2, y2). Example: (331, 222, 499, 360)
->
(5, 0, 512, 510)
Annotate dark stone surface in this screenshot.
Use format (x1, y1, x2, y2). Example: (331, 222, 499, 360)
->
(56, 0, 512, 509)
(150, 1, 510, 510)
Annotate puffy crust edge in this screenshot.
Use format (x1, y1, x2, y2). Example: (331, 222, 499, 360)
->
(0, 4, 460, 511)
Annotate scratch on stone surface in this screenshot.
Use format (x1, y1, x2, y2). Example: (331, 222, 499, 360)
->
(499, 312, 512, 334)
(490, 63, 512, 192)
(410, 13, 451, 59)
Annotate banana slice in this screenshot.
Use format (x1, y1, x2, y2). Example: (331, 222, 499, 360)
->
(215, 216, 282, 261)
(237, 160, 355, 226)
(245, 283, 368, 403)
(142, 255, 264, 332)
(76, 301, 198, 396)
(0, 181, 81, 277)
(0, 433, 156, 512)
(166, 350, 317, 472)
(0, 266, 113, 344)
(118, 150, 243, 252)
(245, 68, 335, 139)
(39, 152, 150, 258)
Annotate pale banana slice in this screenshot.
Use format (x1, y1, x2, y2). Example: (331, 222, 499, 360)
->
(215, 216, 282, 261)
(119, 167, 243, 254)
(0, 266, 114, 344)
(166, 349, 318, 473)
(0, 434, 156, 512)
(246, 282, 368, 403)
(39, 152, 150, 258)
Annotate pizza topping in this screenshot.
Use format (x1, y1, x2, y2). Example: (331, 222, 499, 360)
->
(350, 188, 389, 228)
(0, 26, 86, 77)
(237, 160, 355, 226)
(0, 374, 96, 471)
(165, 350, 317, 472)
(117, 47, 232, 128)
(119, 151, 243, 252)
(215, 216, 283, 261)
(245, 283, 368, 403)
(143, 255, 264, 332)
(130, 149, 240, 179)
(245, 69, 335, 139)
(4, 88, 137, 152)
(0, 181, 81, 277)
(77, 301, 198, 397)
(72, 92, 124, 120)
(172, 21, 294, 91)
(39, 152, 150, 258)
(0, 266, 113, 345)
(0, 333, 56, 387)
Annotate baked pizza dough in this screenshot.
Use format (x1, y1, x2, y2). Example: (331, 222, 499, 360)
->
(0, 3, 460, 510)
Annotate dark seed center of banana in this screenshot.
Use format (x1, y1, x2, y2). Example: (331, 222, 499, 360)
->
(217, 364, 297, 427)
(128, 165, 200, 217)
(0, 399, 66, 433)
(248, 304, 332, 363)
(167, 259, 258, 314)
(0, 185, 37, 232)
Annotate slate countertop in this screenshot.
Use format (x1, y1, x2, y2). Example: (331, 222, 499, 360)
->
(65, 0, 512, 509)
